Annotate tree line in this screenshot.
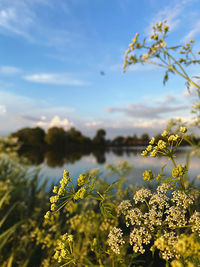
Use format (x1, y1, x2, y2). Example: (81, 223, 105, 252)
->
(11, 126, 193, 151)
(10, 126, 152, 150)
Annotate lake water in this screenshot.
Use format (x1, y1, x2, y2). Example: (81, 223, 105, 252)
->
(29, 147, 200, 188)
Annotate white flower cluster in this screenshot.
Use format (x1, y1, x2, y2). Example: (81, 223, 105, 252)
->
(117, 200, 132, 216)
(107, 227, 125, 254)
(108, 184, 199, 260)
(189, 211, 200, 237)
(133, 188, 152, 204)
(130, 227, 151, 254)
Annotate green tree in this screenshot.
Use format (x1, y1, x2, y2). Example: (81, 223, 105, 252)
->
(12, 127, 45, 147)
(66, 127, 91, 145)
(45, 127, 66, 149)
(93, 129, 106, 145)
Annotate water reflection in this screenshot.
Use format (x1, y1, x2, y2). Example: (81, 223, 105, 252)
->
(19, 146, 191, 167)
(19, 146, 200, 188)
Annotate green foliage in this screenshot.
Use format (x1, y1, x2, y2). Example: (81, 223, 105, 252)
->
(45, 126, 66, 148)
(93, 128, 106, 145)
(12, 127, 45, 147)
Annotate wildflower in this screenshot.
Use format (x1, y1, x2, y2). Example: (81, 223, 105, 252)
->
(58, 186, 66, 196)
(54, 251, 60, 260)
(164, 25, 169, 33)
(50, 195, 59, 203)
(68, 235, 73, 242)
(161, 130, 168, 137)
(130, 227, 151, 254)
(44, 211, 51, 220)
(74, 187, 87, 200)
(189, 211, 200, 237)
(125, 208, 143, 227)
(141, 150, 148, 157)
(149, 137, 155, 145)
(129, 43, 134, 49)
(51, 203, 57, 211)
(132, 33, 139, 44)
(172, 164, 183, 179)
(160, 41, 167, 47)
(62, 233, 68, 241)
(142, 53, 149, 61)
(168, 134, 179, 142)
(77, 174, 87, 186)
(143, 170, 154, 181)
(172, 191, 194, 209)
(134, 188, 152, 204)
(117, 200, 132, 216)
(157, 140, 167, 150)
(146, 145, 152, 151)
(180, 126, 187, 133)
(125, 48, 131, 54)
(53, 186, 58, 194)
(108, 227, 125, 254)
(150, 150, 157, 157)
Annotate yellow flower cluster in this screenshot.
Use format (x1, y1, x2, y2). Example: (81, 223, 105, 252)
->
(73, 186, 87, 200)
(172, 164, 183, 179)
(123, 33, 139, 71)
(141, 127, 188, 158)
(171, 234, 200, 267)
(143, 170, 154, 181)
(54, 233, 74, 264)
(77, 174, 87, 186)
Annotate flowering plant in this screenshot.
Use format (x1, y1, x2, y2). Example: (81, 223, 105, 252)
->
(43, 21, 200, 267)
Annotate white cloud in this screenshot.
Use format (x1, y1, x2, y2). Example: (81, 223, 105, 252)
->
(0, 0, 73, 46)
(36, 115, 74, 130)
(0, 105, 6, 114)
(23, 73, 91, 86)
(85, 121, 103, 128)
(183, 20, 200, 41)
(105, 102, 188, 119)
(146, 5, 181, 35)
(0, 90, 75, 135)
(0, 65, 21, 75)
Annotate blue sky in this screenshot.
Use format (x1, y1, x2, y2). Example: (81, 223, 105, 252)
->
(0, 0, 200, 138)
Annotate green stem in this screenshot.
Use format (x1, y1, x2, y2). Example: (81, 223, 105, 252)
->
(171, 157, 177, 168)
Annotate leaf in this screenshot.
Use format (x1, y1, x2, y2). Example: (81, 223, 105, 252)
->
(0, 202, 18, 228)
(7, 253, 14, 267)
(163, 70, 169, 85)
(104, 180, 119, 194)
(0, 221, 22, 252)
(0, 190, 11, 209)
(160, 164, 167, 175)
(168, 45, 181, 50)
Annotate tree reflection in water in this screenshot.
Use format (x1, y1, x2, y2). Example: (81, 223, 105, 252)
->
(18, 147, 187, 168)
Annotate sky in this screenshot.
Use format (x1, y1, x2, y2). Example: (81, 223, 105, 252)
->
(0, 0, 200, 139)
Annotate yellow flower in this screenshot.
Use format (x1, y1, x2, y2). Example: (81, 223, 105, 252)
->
(146, 145, 152, 151)
(161, 130, 168, 137)
(125, 48, 131, 54)
(141, 150, 148, 157)
(143, 170, 154, 181)
(172, 164, 183, 179)
(142, 53, 149, 61)
(157, 140, 167, 150)
(180, 126, 187, 133)
(149, 137, 155, 145)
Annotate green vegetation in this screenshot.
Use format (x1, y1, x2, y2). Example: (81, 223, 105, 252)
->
(0, 20, 200, 267)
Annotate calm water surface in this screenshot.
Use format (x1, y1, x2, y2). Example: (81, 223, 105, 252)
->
(31, 147, 200, 188)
